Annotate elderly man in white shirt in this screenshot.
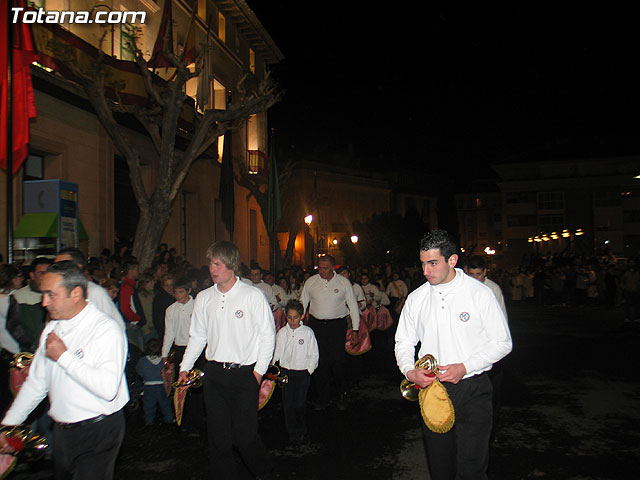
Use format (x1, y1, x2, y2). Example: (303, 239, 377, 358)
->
(179, 242, 275, 479)
(0, 261, 128, 480)
(299, 255, 360, 411)
(395, 230, 512, 480)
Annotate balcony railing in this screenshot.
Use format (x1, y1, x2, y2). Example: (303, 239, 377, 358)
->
(248, 150, 268, 176)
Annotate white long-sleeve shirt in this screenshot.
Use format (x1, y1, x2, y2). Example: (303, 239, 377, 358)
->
(2, 301, 129, 425)
(395, 269, 512, 380)
(180, 278, 276, 376)
(162, 297, 194, 358)
(273, 324, 319, 374)
(299, 272, 360, 330)
(484, 278, 507, 319)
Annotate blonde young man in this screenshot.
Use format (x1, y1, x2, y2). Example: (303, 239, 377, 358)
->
(178, 241, 275, 479)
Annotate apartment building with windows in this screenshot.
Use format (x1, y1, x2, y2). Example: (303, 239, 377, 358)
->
(494, 156, 640, 262)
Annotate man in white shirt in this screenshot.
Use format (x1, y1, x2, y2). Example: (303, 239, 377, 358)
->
(395, 230, 512, 480)
(463, 254, 509, 444)
(464, 255, 507, 318)
(0, 261, 128, 480)
(178, 242, 275, 479)
(245, 265, 279, 311)
(360, 273, 390, 308)
(299, 255, 359, 411)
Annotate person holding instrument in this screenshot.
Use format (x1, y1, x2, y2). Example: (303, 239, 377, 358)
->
(0, 261, 128, 480)
(395, 230, 512, 480)
(178, 241, 275, 479)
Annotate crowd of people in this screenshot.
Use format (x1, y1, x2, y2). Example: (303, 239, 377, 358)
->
(0, 238, 637, 479)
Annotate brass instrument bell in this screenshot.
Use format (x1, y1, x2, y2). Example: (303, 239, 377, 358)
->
(10, 353, 33, 370)
(400, 354, 439, 402)
(171, 368, 204, 389)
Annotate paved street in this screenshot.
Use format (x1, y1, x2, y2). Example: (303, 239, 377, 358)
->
(10, 302, 640, 479)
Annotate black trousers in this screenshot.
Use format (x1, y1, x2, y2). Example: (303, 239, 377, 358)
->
(308, 316, 347, 405)
(53, 409, 125, 480)
(281, 368, 311, 440)
(422, 374, 493, 480)
(203, 361, 271, 479)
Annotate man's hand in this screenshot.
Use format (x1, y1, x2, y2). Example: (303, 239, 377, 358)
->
(436, 363, 467, 384)
(45, 332, 67, 362)
(177, 371, 189, 385)
(349, 330, 359, 346)
(406, 368, 437, 388)
(253, 371, 262, 385)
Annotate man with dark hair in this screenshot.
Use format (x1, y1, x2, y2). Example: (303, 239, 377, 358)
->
(395, 230, 512, 480)
(55, 247, 124, 330)
(179, 241, 275, 479)
(0, 261, 128, 479)
(464, 255, 507, 317)
(152, 274, 175, 339)
(299, 254, 360, 411)
(245, 265, 279, 310)
(10, 257, 53, 352)
(119, 258, 148, 351)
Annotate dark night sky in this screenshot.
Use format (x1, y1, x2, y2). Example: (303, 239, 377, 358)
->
(246, 3, 638, 186)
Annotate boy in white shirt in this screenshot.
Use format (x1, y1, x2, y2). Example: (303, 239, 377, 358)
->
(161, 277, 194, 375)
(273, 299, 319, 444)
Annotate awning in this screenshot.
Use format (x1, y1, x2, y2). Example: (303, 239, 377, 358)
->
(13, 213, 89, 240)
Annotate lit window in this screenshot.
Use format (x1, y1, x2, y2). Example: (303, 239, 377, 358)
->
(249, 48, 255, 74)
(218, 12, 226, 43)
(197, 0, 206, 20)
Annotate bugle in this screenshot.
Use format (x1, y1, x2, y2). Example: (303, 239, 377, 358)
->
(399, 354, 439, 401)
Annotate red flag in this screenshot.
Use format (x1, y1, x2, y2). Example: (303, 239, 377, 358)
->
(148, 0, 174, 68)
(0, 0, 37, 174)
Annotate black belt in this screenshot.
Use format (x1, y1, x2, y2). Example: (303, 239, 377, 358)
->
(309, 315, 347, 323)
(210, 361, 255, 370)
(56, 412, 114, 430)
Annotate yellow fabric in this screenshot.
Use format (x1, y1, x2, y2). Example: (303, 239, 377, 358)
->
(419, 379, 455, 433)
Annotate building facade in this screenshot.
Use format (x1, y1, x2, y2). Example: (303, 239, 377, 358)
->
(1, 0, 283, 268)
(495, 156, 640, 263)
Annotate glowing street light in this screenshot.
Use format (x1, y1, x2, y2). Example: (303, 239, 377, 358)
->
(575, 228, 584, 236)
(332, 238, 339, 245)
(484, 246, 495, 255)
(350, 235, 359, 244)
(304, 214, 313, 226)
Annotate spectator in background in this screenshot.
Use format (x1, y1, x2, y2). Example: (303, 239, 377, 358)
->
(119, 258, 146, 351)
(152, 274, 175, 340)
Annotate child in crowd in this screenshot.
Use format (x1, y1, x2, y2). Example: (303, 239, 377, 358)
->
(135, 338, 174, 426)
(273, 299, 319, 444)
(161, 277, 194, 375)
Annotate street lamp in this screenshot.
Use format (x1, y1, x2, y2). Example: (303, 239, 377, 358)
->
(304, 214, 313, 226)
(350, 235, 359, 244)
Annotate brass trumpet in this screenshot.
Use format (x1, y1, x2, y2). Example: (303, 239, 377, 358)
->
(264, 364, 288, 386)
(400, 354, 439, 402)
(9, 352, 33, 369)
(171, 369, 204, 389)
